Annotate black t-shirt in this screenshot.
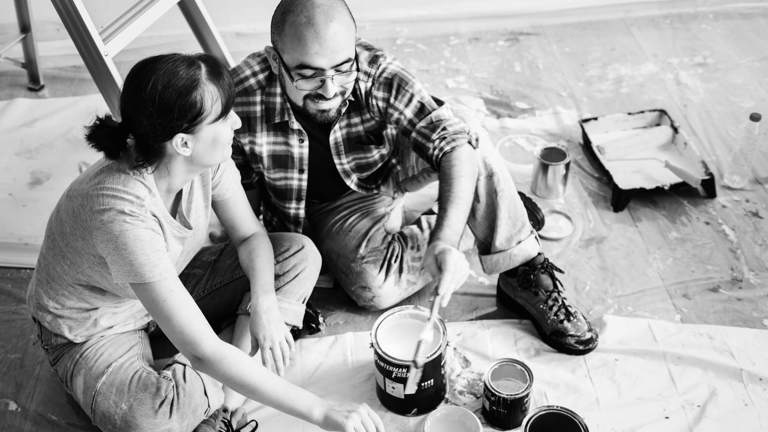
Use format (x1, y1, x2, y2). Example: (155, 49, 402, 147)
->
(293, 111, 351, 203)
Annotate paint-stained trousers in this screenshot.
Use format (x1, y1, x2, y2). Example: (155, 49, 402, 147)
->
(33, 233, 319, 432)
(306, 141, 540, 310)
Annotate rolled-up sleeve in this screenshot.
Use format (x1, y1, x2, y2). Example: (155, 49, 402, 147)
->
(368, 59, 476, 170)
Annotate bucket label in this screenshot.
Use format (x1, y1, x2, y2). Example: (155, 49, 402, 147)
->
(385, 378, 405, 398)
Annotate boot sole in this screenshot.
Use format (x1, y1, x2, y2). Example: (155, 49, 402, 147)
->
(496, 285, 598, 356)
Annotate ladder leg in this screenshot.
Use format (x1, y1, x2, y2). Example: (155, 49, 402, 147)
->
(51, 0, 123, 119)
(177, 0, 234, 68)
(14, 0, 44, 91)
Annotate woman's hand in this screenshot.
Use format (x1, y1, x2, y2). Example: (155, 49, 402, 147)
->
(319, 401, 385, 432)
(249, 298, 295, 376)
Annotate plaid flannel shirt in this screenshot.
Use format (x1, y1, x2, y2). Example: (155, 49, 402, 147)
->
(231, 39, 475, 233)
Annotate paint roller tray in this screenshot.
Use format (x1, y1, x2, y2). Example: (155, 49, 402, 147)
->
(579, 108, 716, 212)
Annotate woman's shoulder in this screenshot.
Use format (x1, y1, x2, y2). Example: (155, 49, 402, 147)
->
(69, 158, 156, 208)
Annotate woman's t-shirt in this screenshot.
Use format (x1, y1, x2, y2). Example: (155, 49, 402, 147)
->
(26, 157, 241, 342)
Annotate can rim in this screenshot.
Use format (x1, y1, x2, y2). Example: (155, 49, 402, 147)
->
(422, 405, 482, 432)
(537, 145, 571, 166)
(522, 405, 588, 431)
(483, 358, 534, 396)
(371, 305, 447, 364)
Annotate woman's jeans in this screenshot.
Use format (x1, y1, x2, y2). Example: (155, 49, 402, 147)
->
(33, 233, 320, 432)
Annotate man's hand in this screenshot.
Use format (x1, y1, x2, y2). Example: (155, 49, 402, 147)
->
(249, 299, 295, 376)
(422, 241, 470, 307)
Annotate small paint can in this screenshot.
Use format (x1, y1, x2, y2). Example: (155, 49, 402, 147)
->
(522, 405, 589, 432)
(481, 358, 534, 429)
(422, 405, 482, 432)
(371, 305, 447, 416)
(531, 145, 571, 200)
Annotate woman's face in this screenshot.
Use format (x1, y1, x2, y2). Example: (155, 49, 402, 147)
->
(188, 108, 242, 167)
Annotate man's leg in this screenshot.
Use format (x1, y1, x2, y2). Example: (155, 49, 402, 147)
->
(468, 141, 598, 355)
(307, 190, 437, 310)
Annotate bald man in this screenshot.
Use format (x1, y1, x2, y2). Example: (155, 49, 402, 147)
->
(231, 0, 598, 355)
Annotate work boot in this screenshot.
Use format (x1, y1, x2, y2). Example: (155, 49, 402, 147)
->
(290, 301, 325, 340)
(194, 407, 259, 432)
(497, 253, 598, 355)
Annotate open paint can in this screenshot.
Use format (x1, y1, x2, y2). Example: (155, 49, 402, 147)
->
(522, 405, 589, 432)
(422, 405, 482, 432)
(371, 305, 447, 416)
(482, 358, 534, 429)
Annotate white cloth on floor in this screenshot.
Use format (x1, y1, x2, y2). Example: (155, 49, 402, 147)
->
(244, 315, 768, 432)
(0, 95, 106, 267)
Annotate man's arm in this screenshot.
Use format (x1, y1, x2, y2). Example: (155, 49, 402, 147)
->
(430, 144, 478, 247)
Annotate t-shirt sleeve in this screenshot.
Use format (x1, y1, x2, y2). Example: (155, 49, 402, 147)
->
(211, 158, 242, 202)
(92, 187, 177, 284)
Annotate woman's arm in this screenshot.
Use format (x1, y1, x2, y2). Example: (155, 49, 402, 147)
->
(212, 185, 296, 375)
(131, 277, 383, 431)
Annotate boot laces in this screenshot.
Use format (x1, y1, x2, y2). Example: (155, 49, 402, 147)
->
(519, 257, 576, 323)
(220, 418, 259, 432)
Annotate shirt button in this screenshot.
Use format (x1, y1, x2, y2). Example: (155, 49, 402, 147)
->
(298, 168, 306, 174)
(299, 138, 305, 143)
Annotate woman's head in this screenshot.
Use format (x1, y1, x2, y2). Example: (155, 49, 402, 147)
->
(86, 53, 236, 169)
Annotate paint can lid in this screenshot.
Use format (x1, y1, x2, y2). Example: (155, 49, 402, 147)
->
(749, 112, 762, 122)
(422, 405, 482, 432)
(522, 405, 589, 432)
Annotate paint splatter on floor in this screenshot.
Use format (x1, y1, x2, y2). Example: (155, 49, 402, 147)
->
(0, 398, 20, 412)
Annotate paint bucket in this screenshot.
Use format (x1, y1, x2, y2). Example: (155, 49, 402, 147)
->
(371, 305, 448, 416)
(422, 405, 482, 432)
(531, 145, 571, 199)
(481, 358, 534, 429)
(522, 405, 589, 432)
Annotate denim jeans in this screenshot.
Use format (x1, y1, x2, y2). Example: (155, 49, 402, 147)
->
(306, 140, 540, 310)
(34, 233, 320, 432)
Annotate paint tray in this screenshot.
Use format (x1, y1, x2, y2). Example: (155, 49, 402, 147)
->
(579, 109, 716, 212)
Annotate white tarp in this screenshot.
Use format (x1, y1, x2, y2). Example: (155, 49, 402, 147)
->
(242, 315, 768, 431)
(0, 95, 105, 267)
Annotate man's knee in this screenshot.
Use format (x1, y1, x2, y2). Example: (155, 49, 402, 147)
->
(345, 274, 406, 311)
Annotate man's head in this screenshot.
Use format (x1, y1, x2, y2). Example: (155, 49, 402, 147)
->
(266, 0, 358, 125)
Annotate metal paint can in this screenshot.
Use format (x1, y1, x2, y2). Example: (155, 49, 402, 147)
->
(371, 305, 447, 416)
(522, 405, 589, 432)
(481, 358, 534, 429)
(531, 145, 571, 199)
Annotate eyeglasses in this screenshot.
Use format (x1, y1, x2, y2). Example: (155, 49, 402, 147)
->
(274, 49, 358, 92)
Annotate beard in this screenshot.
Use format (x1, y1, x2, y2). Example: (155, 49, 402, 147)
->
(297, 92, 348, 125)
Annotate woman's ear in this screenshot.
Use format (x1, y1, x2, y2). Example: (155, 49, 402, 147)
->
(170, 133, 193, 157)
(264, 46, 280, 75)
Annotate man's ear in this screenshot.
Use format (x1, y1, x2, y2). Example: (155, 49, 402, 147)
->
(264, 46, 280, 75)
(170, 133, 193, 157)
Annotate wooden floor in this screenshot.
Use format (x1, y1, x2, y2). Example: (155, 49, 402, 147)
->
(1, 3, 767, 339)
(2, 3, 768, 432)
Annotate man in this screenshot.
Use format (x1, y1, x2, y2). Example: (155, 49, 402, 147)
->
(231, 0, 598, 355)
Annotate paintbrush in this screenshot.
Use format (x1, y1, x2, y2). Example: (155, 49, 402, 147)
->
(404, 294, 442, 394)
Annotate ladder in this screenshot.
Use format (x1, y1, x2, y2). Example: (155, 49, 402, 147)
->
(51, 0, 234, 119)
(1, 0, 45, 91)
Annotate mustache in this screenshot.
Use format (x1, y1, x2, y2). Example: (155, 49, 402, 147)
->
(305, 93, 344, 103)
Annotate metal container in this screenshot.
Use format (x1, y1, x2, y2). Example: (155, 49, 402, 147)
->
(531, 145, 571, 199)
(371, 305, 447, 416)
(482, 358, 534, 429)
(522, 405, 589, 432)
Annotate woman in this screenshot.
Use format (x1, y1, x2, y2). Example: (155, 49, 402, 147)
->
(26, 53, 384, 432)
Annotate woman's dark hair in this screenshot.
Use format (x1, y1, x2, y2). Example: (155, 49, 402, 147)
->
(85, 53, 234, 169)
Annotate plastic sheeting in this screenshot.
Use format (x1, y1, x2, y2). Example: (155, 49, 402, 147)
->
(239, 316, 768, 431)
(0, 95, 105, 267)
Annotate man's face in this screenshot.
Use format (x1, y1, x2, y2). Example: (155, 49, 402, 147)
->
(271, 21, 358, 125)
